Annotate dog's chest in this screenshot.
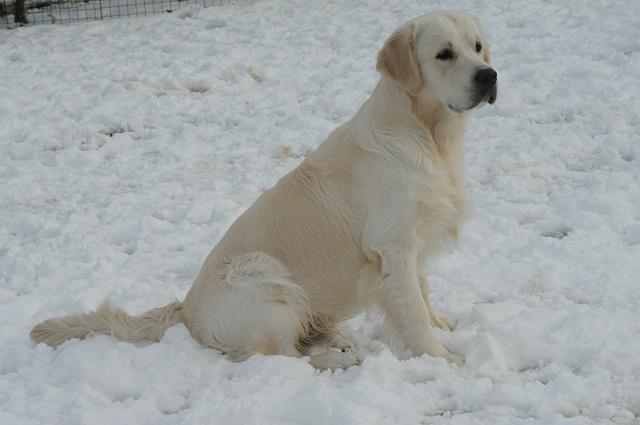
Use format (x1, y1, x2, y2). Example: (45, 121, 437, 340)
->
(412, 155, 469, 251)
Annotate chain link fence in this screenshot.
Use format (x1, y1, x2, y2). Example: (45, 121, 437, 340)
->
(1, 0, 239, 26)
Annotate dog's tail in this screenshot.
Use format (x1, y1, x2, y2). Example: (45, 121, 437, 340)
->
(30, 301, 184, 347)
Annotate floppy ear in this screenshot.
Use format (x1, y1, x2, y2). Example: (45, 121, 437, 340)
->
(376, 23, 423, 95)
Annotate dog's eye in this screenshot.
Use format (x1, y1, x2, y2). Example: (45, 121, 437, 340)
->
(436, 48, 454, 61)
(475, 42, 482, 53)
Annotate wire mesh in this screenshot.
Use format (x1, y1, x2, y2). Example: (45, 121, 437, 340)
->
(1, 0, 239, 26)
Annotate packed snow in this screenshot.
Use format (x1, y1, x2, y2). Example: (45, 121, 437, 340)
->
(1, 0, 640, 424)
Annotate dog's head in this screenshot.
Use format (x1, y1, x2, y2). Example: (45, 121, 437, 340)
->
(377, 11, 497, 113)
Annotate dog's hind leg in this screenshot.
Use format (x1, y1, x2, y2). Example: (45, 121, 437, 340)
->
(296, 314, 359, 369)
(183, 252, 358, 370)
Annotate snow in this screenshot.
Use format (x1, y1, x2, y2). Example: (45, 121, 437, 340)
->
(1, 0, 639, 424)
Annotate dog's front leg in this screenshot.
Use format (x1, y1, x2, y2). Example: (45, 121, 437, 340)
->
(419, 275, 457, 331)
(378, 247, 463, 364)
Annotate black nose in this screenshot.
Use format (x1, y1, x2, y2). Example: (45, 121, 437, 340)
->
(474, 68, 497, 88)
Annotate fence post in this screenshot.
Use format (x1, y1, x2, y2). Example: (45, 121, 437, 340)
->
(14, 0, 27, 23)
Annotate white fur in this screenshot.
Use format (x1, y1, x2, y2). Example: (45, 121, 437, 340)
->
(31, 11, 496, 370)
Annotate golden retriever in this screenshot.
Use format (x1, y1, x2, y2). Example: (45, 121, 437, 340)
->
(31, 11, 497, 370)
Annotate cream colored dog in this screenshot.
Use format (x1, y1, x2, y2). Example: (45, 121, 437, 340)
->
(31, 11, 497, 370)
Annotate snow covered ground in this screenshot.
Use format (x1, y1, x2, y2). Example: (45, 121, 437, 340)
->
(1, 0, 640, 423)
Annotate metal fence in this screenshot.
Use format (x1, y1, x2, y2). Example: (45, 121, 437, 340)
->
(1, 0, 239, 26)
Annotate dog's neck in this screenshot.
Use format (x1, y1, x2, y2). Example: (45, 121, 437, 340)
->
(360, 77, 468, 157)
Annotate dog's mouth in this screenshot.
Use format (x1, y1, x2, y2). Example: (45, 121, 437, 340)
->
(448, 86, 498, 113)
(447, 104, 465, 113)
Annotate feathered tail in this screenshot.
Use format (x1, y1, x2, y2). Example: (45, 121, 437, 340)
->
(30, 301, 184, 347)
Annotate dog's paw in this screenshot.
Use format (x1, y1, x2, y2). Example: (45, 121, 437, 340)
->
(426, 342, 464, 366)
(431, 313, 456, 331)
(328, 333, 353, 352)
(309, 350, 360, 370)
(444, 351, 465, 366)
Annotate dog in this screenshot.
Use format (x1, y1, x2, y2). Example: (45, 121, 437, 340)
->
(31, 11, 497, 370)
